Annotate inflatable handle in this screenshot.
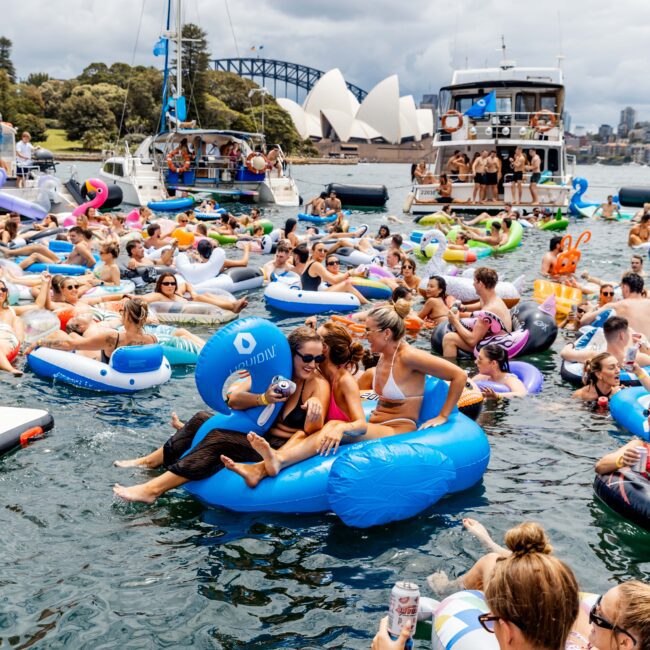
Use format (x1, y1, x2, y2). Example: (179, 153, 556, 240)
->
(195, 317, 292, 421)
(575, 230, 592, 249)
(20, 426, 45, 447)
(327, 442, 456, 527)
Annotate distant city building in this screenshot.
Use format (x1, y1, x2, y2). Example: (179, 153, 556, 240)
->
(618, 106, 636, 138)
(419, 94, 438, 126)
(598, 124, 613, 142)
(573, 125, 587, 137)
(562, 111, 572, 133)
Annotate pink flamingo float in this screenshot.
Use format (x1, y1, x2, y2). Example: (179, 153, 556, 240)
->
(63, 178, 109, 226)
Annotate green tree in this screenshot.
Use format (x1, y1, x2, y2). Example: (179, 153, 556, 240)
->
(204, 71, 257, 113)
(0, 37, 16, 83)
(245, 104, 302, 154)
(76, 62, 111, 85)
(40, 79, 72, 120)
(13, 113, 46, 141)
(202, 95, 242, 130)
(59, 89, 116, 141)
(26, 72, 50, 87)
(175, 23, 210, 121)
(0, 70, 14, 120)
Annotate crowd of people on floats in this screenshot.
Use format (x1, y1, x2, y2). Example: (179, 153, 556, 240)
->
(2, 187, 650, 648)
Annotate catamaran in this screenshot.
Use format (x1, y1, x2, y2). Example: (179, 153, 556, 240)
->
(99, 0, 300, 208)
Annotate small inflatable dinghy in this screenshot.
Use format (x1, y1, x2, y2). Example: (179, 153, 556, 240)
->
(0, 407, 53, 456)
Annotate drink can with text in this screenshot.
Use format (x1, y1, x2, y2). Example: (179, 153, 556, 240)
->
(387, 581, 419, 649)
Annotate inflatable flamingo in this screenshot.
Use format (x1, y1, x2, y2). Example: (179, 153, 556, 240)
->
(63, 178, 109, 226)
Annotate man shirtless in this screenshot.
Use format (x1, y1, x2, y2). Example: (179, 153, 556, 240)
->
(509, 147, 526, 204)
(594, 195, 621, 221)
(485, 151, 500, 202)
(266, 146, 283, 178)
(262, 241, 293, 277)
(305, 192, 327, 216)
(65, 226, 96, 268)
(526, 149, 541, 204)
(126, 239, 175, 270)
(471, 151, 489, 203)
(628, 213, 650, 247)
(324, 190, 343, 216)
(540, 235, 564, 277)
(446, 150, 462, 181)
(580, 273, 650, 339)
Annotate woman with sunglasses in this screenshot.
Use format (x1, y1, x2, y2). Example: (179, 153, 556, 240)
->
(27, 298, 157, 363)
(221, 321, 367, 487)
(113, 326, 330, 503)
(0, 279, 24, 375)
(138, 272, 248, 314)
(301, 244, 369, 304)
(229, 300, 466, 483)
(588, 581, 650, 649)
(399, 257, 421, 295)
(558, 301, 590, 331)
(480, 523, 583, 650)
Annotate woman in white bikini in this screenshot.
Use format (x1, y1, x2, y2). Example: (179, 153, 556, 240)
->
(0, 279, 24, 375)
(224, 300, 466, 484)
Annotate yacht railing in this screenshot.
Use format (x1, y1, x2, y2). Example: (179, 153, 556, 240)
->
(436, 111, 563, 143)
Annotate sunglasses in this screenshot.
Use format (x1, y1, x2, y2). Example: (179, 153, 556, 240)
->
(478, 613, 526, 634)
(589, 596, 637, 645)
(315, 249, 326, 254)
(0, 287, 7, 293)
(326, 260, 339, 266)
(64, 285, 78, 290)
(160, 281, 177, 287)
(601, 291, 615, 297)
(577, 308, 586, 314)
(294, 351, 326, 364)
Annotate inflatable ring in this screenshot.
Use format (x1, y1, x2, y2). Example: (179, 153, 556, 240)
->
(171, 228, 195, 247)
(245, 152, 269, 175)
(441, 110, 464, 134)
(166, 148, 190, 173)
(530, 109, 557, 133)
(194, 317, 292, 432)
(330, 315, 366, 336)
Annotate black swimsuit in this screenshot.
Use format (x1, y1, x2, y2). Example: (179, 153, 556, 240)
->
(301, 261, 321, 292)
(594, 383, 613, 398)
(276, 382, 307, 430)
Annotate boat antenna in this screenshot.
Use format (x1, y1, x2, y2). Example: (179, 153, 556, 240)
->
(159, 0, 172, 133)
(556, 9, 565, 70)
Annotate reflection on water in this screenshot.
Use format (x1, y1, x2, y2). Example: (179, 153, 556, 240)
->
(1, 164, 650, 647)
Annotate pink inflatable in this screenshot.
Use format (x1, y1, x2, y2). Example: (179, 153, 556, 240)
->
(64, 178, 109, 226)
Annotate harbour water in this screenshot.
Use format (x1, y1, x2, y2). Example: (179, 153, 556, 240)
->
(1, 163, 650, 648)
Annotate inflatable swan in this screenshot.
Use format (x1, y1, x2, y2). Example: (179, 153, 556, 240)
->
(419, 230, 525, 305)
(419, 228, 480, 264)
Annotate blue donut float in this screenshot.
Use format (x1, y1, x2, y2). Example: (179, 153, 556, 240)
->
(594, 468, 650, 531)
(610, 387, 650, 441)
(473, 360, 543, 394)
(147, 197, 195, 212)
(195, 209, 227, 220)
(28, 344, 171, 392)
(183, 318, 490, 527)
(297, 210, 351, 224)
(264, 281, 361, 315)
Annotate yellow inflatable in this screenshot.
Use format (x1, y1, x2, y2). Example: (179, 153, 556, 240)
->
(171, 228, 195, 247)
(533, 279, 582, 318)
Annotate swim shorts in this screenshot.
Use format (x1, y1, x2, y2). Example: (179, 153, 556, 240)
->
(530, 172, 541, 184)
(513, 171, 523, 182)
(486, 172, 498, 185)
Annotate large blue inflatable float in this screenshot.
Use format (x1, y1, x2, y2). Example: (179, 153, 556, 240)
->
(610, 386, 650, 441)
(182, 317, 491, 527)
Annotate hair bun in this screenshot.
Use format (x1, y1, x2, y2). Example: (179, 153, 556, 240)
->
(392, 298, 411, 319)
(504, 522, 552, 557)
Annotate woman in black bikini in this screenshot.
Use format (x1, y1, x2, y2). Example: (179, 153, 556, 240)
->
(112, 326, 331, 503)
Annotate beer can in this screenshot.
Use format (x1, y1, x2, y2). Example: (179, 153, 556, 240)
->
(271, 375, 296, 397)
(634, 445, 648, 473)
(624, 344, 639, 371)
(388, 581, 419, 646)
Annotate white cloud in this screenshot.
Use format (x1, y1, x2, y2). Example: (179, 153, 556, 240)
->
(3, 0, 649, 126)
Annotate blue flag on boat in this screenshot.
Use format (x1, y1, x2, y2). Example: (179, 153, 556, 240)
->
(464, 90, 496, 118)
(153, 38, 166, 57)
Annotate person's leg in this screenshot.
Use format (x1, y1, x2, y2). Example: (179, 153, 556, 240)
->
(328, 280, 369, 304)
(172, 327, 205, 347)
(0, 341, 20, 375)
(442, 331, 473, 357)
(193, 293, 247, 313)
(529, 182, 538, 204)
(114, 410, 210, 468)
(113, 471, 188, 503)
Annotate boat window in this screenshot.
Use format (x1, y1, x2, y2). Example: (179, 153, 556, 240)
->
(547, 148, 559, 173)
(455, 95, 482, 115)
(113, 163, 124, 177)
(496, 97, 512, 114)
(515, 93, 536, 119)
(540, 95, 557, 113)
(103, 162, 114, 175)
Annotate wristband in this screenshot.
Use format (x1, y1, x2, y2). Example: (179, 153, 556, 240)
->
(615, 455, 625, 469)
(635, 368, 648, 379)
(258, 392, 269, 406)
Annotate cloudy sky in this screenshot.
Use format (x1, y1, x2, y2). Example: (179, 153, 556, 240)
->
(4, 0, 650, 129)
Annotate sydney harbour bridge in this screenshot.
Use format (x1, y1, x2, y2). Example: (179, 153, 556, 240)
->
(211, 57, 368, 102)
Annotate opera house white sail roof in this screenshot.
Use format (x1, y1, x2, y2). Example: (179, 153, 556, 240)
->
(277, 69, 433, 144)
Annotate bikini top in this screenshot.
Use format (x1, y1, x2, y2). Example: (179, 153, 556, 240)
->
(327, 377, 351, 423)
(594, 382, 613, 399)
(101, 332, 158, 365)
(276, 382, 307, 430)
(373, 342, 411, 402)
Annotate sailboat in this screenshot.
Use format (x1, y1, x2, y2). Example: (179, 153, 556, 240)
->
(99, 0, 300, 208)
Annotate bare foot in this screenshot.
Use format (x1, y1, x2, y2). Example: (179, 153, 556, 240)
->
(247, 432, 281, 477)
(427, 570, 451, 593)
(232, 298, 248, 314)
(113, 483, 157, 504)
(10, 369, 23, 376)
(170, 411, 184, 431)
(114, 457, 150, 468)
(462, 517, 492, 545)
(220, 455, 266, 488)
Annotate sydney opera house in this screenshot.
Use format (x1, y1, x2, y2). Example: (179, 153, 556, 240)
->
(277, 69, 435, 161)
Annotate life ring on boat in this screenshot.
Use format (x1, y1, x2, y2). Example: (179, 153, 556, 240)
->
(530, 109, 557, 133)
(441, 110, 464, 134)
(166, 148, 191, 173)
(245, 152, 269, 174)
